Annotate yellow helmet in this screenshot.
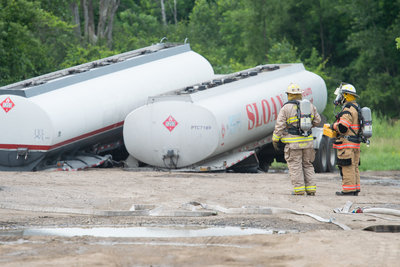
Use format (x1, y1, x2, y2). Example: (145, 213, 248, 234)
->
(286, 83, 302, 95)
(341, 84, 359, 98)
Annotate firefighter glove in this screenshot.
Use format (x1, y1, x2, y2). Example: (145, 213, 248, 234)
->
(272, 140, 280, 151)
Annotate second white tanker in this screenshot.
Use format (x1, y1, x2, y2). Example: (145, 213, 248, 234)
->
(124, 63, 336, 173)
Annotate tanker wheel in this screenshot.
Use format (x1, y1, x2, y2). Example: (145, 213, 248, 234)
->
(325, 136, 337, 172)
(258, 158, 272, 172)
(313, 137, 327, 173)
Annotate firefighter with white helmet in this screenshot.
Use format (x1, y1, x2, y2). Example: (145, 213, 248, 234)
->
(272, 83, 321, 195)
(331, 83, 361, 196)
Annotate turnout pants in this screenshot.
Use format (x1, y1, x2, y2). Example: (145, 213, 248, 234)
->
(337, 148, 361, 193)
(284, 147, 316, 194)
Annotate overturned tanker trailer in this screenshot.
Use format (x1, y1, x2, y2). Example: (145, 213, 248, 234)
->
(123, 63, 336, 173)
(0, 42, 215, 171)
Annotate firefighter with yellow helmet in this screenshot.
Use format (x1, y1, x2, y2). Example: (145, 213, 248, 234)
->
(331, 83, 361, 196)
(272, 83, 321, 195)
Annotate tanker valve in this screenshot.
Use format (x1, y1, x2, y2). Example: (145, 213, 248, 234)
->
(163, 149, 179, 169)
(165, 150, 173, 157)
(16, 148, 29, 160)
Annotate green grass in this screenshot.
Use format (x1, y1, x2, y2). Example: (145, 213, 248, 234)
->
(270, 160, 287, 170)
(270, 113, 400, 171)
(359, 114, 400, 171)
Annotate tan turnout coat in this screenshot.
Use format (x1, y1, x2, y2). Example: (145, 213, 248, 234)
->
(273, 101, 321, 148)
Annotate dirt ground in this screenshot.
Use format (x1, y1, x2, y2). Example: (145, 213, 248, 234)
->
(1, 168, 400, 267)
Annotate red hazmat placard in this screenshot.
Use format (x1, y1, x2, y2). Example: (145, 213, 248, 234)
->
(1, 97, 15, 113)
(163, 116, 178, 132)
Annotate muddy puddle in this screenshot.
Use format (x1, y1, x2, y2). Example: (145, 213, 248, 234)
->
(0, 226, 297, 238)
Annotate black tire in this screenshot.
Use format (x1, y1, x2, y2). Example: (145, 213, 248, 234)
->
(313, 136, 327, 173)
(258, 157, 272, 172)
(325, 136, 337, 172)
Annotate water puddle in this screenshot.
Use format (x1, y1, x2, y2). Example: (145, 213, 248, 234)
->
(0, 226, 294, 238)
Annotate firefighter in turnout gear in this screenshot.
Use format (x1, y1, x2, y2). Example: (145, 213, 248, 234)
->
(273, 83, 321, 195)
(331, 83, 361, 196)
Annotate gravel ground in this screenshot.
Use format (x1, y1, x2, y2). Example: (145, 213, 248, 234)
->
(1, 168, 400, 266)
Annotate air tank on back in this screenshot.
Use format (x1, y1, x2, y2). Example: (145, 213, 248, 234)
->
(361, 107, 372, 139)
(0, 42, 215, 171)
(123, 63, 327, 168)
(299, 99, 312, 136)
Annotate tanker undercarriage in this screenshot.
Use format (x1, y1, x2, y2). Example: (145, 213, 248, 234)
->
(125, 130, 336, 174)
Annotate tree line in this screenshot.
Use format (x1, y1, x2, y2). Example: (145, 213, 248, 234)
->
(1, 0, 399, 119)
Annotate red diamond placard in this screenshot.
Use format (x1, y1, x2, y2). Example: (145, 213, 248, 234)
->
(163, 116, 178, 132)
(1, 97, 15, 113)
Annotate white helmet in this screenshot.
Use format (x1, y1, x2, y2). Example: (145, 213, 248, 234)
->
(341, 84, 359, 97)
(334, 83, 359, 98)
(286, 83, 302, 95)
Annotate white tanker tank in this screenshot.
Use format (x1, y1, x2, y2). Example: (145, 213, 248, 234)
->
(0, 42, 215, 171)
(124, 63, 336, 173)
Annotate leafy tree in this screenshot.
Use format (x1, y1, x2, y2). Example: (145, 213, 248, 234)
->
(304, 47, 336, 121)
(185, 0, 254, 73)
(39, 0, 73, 22)
(183, 0, 226, 72)
(2, 0, 400, 121)
(0, 0, 73, 86)
(113, 8, 164, 52)
(145, 0, 196, 24)
(267, 39, 301, 64)
(338, 0, 400, 118)
(61, 44, 119, 68)
(259, 0, 355, 69)
(242, 0, 282, 65)
(267, 39, 334, 119)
